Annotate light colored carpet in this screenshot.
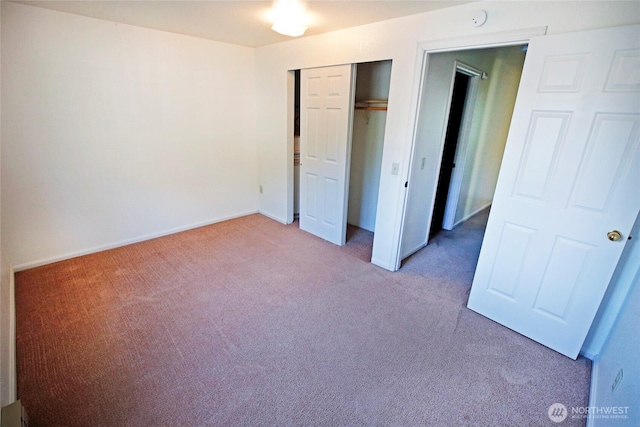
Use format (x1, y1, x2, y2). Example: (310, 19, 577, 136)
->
(16, 212, 590, 426)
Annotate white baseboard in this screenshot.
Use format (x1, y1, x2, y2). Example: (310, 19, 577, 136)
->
(451, 203, 492, 229)
(579, 347, 597, 361)
(371, 256, 396, 272)
(1, 266, 17, 405)
(400, 242, 427, 262)
(8, 267, 16, 404)
(258, 210, 289, 225)
(13, 210, 259, 271)
(586, 353, 600, 427)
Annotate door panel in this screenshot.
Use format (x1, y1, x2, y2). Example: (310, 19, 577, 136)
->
(569, 114, 638, 212)
(512, 111, 569, 201)
(299, 65, 355, 245)
(467, 24, 640, 359)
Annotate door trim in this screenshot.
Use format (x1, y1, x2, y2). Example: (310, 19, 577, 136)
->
(395, 26, 548, 270)
(442, 61, 483, 231)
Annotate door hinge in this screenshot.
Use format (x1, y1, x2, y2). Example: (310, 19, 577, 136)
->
(404, 181, 408, 188)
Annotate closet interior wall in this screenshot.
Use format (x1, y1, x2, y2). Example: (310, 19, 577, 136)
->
(347, 60, 392, 233)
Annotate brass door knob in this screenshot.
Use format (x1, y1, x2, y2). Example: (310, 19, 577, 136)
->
(607, 230, 623, 241)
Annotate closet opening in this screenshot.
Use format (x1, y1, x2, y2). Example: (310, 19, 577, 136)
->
(292, 60, 392, 262)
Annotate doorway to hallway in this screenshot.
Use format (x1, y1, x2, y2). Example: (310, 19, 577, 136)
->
(400, 45, 527, 262)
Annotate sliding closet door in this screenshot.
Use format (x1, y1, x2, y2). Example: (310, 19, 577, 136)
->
(299, 64, 356, 245)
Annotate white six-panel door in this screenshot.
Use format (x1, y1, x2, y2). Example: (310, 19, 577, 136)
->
(467, 25, 640, 359)
(299, 65, 356, 245)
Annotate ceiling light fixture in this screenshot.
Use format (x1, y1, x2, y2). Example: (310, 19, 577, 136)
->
(270, 0, 310, 37)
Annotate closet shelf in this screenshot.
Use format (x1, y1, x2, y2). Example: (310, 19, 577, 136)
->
(355, 99, 388, 111)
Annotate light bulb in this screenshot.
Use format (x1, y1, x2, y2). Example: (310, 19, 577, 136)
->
(271, 0, 310, 37)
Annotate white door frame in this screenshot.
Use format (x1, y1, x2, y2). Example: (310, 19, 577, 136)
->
(395, 27, 548, 270)
(441, 61, 484, 231)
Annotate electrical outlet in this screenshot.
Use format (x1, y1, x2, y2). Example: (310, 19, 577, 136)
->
(391, 162, 399, 175)
(259, 185, 263, 194)
(612, 368, 623, 393)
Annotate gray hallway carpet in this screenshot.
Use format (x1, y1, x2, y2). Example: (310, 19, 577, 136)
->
(16, 211, 590, 426)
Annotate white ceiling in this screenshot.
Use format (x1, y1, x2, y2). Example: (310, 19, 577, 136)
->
(14, 0, 476, 47)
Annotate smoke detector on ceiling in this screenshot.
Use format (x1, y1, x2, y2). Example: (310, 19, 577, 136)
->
(471, 10, 488, 27)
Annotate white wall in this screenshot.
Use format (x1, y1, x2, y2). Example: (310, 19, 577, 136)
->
(456, 46, 525, 224)
(348, 61, 391, 232)
(254, 0, 640, 270)
(0, 1, 3, 406)
(588, 264, 639, 426)
(0, 1, 8, 409)
(1, 2, 259, 269)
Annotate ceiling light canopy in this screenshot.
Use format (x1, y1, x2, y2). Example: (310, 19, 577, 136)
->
(270, 0, 311, 37)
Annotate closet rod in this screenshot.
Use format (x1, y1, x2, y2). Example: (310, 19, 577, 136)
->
(355, 99, 388, 111)
(355, 106, 388, 111)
